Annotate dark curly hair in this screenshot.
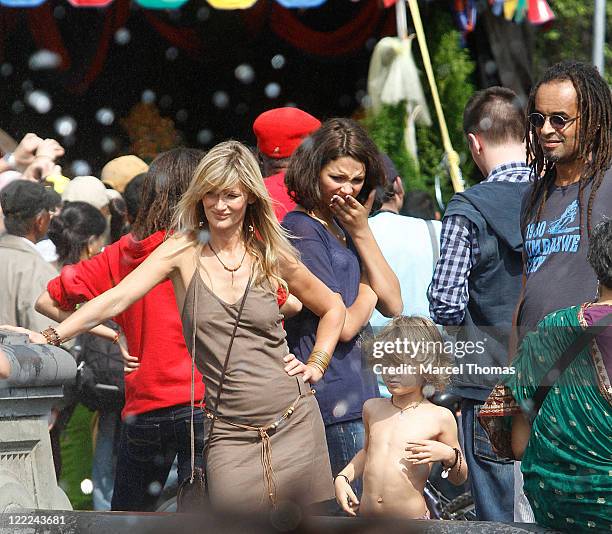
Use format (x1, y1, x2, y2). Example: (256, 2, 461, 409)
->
(523, 61, 612, 239)
(284, 118, 385, 211)
(587, 219, 612, 290)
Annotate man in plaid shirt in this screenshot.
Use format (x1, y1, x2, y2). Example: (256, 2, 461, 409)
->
(427, 87, 531, 522)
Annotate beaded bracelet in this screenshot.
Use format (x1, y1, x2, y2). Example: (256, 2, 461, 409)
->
(441, 447, 461, 479)
(41, 326, 61, 346)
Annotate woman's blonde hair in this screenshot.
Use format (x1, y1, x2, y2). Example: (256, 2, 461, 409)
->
(172, 140, 298, 287)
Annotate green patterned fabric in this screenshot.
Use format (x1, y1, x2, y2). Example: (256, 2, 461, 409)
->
(507, 305, 612, 531)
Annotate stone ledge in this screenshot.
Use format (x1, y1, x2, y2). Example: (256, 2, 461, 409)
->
(0, 333, 76, 390)
(0, 337, 76, 513)
(0, 509, 559, 534)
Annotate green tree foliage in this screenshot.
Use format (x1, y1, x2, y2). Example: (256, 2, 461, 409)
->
(362, 12, 476, 205)
(362, 103, 423, 189)
(419, 15, 477, 200)
(536, 0, 612, 84)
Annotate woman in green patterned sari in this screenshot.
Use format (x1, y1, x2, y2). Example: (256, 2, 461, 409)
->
(480, 220, 612, 532)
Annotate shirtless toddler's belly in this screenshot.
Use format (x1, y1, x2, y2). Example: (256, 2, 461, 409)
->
(360, 450, 430, 518)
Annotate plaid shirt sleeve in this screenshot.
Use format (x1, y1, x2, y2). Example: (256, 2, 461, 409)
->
(427, 214, 479, 325)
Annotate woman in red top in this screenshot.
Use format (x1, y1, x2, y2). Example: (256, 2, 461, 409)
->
(36, 148, 208, 512)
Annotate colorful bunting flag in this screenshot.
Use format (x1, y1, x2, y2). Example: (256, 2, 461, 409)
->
(503, 0, 518, 20)
(135, 0, 188, 8)
(68, 0, 113, 6)
(275, 0, 326, 7)
(490, 0, 504, 17)
(453, 0, 477, 34)
(206, 0, 257, 8)
(514, 0, 528, 22)
(527, 0, 554, 25)
(0, 0, 45, 6)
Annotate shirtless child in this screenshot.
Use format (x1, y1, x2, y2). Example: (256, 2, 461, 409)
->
(334, 316, 468, 518)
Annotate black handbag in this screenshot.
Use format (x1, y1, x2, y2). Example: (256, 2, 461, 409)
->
(176, 271, 252, 512)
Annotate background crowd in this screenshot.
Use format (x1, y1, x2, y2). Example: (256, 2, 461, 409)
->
(0, 58, 611, 531)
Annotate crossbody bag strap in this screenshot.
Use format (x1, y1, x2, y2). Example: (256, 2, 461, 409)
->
(531, 311, 612, 418)
(201, 271, 253, 472)
(188, 259, 199, 483)
(425, 219, 440, 272)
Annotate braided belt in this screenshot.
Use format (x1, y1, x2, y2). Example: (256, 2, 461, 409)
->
(204, 390, 314, 506)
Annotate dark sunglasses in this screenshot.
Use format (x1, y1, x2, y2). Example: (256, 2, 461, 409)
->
(528, 112, 579, 130)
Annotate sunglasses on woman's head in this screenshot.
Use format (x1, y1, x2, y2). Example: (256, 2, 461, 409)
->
(528, 112, 579, 131)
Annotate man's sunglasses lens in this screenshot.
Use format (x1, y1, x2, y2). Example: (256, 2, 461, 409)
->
(529, 113, 545, 128)
(549, 116, 568, 129)
(529, 113, 568, 129)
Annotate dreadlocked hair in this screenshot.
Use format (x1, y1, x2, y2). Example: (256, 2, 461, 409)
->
(524, 61, 612, 238)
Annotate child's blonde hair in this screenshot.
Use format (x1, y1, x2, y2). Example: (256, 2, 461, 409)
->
(367, 315, 451, 391)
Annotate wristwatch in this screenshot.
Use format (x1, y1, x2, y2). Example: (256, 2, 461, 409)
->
(2, 152, 16, 170)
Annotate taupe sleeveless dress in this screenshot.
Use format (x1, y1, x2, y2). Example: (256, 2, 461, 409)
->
(181, 267, 333, 511)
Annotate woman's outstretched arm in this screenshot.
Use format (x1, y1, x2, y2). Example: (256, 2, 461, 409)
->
(35, 291, 118, 341)
(44, 236, 188, 343)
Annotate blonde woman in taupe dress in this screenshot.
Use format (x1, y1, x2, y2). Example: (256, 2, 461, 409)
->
(27, 141, 346, 512)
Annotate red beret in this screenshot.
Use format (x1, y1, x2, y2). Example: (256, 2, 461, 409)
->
(253, 107, 321, 159)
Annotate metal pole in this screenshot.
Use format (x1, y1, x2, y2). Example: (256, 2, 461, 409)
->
(395, 0, 409, 40)
(593, 0, 606, 75)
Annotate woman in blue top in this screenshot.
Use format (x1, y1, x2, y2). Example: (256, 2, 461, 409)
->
(283, 118, 403, 500)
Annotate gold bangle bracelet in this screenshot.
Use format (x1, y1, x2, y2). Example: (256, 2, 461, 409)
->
(309, 349, 331, 367)
(307, 354, 328, 366)
(307, 358, 329, 374)
(306, 361, 326, 375)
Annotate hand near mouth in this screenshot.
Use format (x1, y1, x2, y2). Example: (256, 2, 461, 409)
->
(329, 190, 375, 236)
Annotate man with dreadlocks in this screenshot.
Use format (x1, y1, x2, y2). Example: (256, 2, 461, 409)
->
(519, 60, 612, 334)
(512, 60, 612, 523)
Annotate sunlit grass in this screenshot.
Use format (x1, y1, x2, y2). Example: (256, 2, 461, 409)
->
(58, 404, 94, 510)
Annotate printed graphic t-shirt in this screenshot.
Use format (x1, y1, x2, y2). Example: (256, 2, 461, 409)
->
(519, 172, 612, 334)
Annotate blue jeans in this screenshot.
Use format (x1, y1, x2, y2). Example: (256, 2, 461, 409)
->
(92, 410, 121, 510)
(111, 404, 206, 512)
(325, 419, 365, 499)
(461, 398, 514, 522)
